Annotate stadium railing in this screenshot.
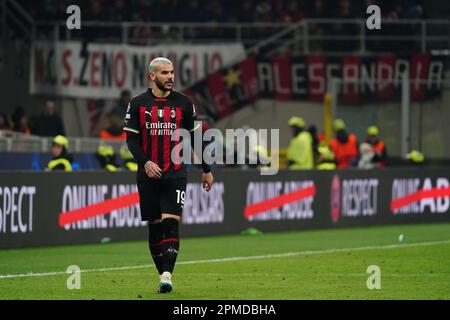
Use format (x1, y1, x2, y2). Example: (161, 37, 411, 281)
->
(31, 19, 450, 56)
(0, 131, 125, 153)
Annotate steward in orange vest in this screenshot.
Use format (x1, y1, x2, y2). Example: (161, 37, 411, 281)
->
(330, 119, 359, 169)
(365, 126, 387, 168)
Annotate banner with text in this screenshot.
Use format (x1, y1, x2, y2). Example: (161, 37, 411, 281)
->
(1, 168, 449, 248)
(30, 41, 246, 99)
(186, 54, 446, 121)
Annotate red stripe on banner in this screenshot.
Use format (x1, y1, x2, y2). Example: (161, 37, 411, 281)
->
(151, 106, 159, 165)
(173, 107, 182, 171)
(390, 187, 450, 213)
(163, 106, 171, 172)
(139, 106, 147, 155)
(272, 55, 293, 101)
(342, 56, 360, 104)
(410, 53, 430, 101)
(377, 54, 396, 100)
(244, 185, 316, 219)
(307, 55, 326, 102)
(207, 71, 232, 119)
(239, 56, 258, 103)
(59, 192, 140, 227)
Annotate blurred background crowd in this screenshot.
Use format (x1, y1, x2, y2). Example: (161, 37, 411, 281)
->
(21, 0, 426, 23)
(15, 0, 430, 51)
(0, 0, 447, 172)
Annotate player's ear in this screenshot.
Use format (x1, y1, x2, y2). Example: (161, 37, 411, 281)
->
(148, 72, 153, 81)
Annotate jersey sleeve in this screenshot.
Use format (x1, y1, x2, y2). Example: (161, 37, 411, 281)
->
(123, 100, 140, 134)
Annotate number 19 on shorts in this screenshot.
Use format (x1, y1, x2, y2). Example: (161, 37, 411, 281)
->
(176, 190, 185, 206)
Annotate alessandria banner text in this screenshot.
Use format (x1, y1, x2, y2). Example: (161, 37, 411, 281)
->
(1, 168, 449, 248)
(186, 54, 446, 121)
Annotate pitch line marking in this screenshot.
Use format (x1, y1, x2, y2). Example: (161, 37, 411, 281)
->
(1, 239, 449, 279)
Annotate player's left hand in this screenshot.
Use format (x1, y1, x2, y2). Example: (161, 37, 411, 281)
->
(202, 172, 214, 192)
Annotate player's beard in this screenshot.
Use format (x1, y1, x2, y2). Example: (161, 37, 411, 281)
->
(155, 77, 173, 92)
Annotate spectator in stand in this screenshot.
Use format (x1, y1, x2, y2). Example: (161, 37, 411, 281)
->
(150, 0, 176, 22)
(82, 0, 106, 44)
(330, 119, 359, 169)
(306, 0, 326, 51)
(185, 0, 206, 22)
(325, 0, 359, 52)
(110, 89, 131, 118)
(98, 90, 131, 141)
(183, 0, 207, 40)
(108, 0, 131, 22)
(255, 0, 273, 23)
(203, 0, 229, 40)
(99, 113, 126, 141)
(131, 12, 151, 46)
(404, 0, 424, 18)
(11, 106, 31, 135)
(32, 99, 66, 137)
(0, 112, 10, 131)
(235, 0, 257, 23)
(277, 0, 306, 23)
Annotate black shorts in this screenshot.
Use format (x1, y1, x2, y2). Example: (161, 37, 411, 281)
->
(137, 177, 186, 222)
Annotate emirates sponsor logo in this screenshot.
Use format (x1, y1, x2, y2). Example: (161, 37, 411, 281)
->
(146, 122, 177, 130)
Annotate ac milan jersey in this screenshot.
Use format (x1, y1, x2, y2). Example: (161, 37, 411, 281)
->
(123, 89, 200, 178)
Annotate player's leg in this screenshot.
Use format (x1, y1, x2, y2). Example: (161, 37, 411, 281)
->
(157, 213, 180, 293)
(148, 219, 164, 275)
(158, 177, 186, 293)
(160, 213, 181, 274)
(137, 179, 164, 276)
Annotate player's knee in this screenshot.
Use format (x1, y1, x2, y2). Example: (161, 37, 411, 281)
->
(161, 213, 181, 222)
(161, 218, 179, 239)
(148, 222, 163, 244)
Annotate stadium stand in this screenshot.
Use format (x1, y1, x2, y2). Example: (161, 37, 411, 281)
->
(1, 0, 449, 171)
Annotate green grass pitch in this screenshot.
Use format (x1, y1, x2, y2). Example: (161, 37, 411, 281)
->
(0, 222, 449, 300)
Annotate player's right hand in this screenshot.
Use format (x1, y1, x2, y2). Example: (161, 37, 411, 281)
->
(144, 160, 162, 178)
(202, 172, 214, 192)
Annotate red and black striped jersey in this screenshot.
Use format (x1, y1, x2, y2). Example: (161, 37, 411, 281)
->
(123, 89, 200, 178)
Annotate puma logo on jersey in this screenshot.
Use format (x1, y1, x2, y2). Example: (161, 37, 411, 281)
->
(145, 110, 165, 118)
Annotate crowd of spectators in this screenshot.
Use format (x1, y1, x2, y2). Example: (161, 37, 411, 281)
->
(0, 99, 65, 138)
(21, 0, 425, 24)
(19, 0, 426, 49)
